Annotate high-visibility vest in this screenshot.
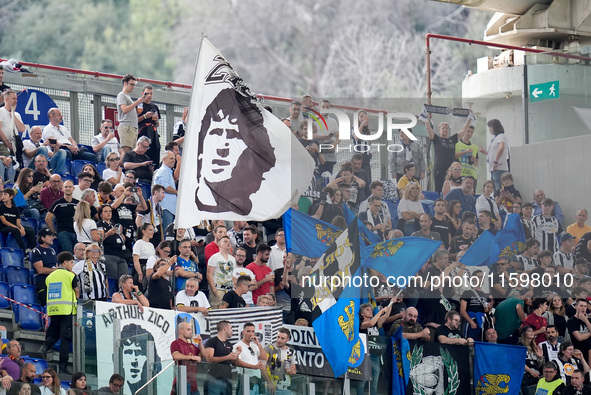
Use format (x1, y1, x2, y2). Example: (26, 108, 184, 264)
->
(46, 268, 77, 316)
(535, 377, 564, 394)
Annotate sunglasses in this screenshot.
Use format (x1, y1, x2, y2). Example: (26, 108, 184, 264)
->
(89, 249, 101, 253)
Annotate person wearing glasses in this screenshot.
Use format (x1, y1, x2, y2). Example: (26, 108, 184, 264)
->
(42, 108, 97, 163)
(435, 311, 474, 345)
(97, 373, 124, 394)
(91, 119, 121, 163)
(147, 257, 175, 310)
(102, 152, 123, 186)
(145, 241, 173, 280)
(233, 322, 268, 394)
(75, 243, 108, 302)
(122, 136, 153, 184)
(22, 126, 67, 174)
(40, 174, 63, 211)
(39, 369, 66, 395)
(117, 74, 145, 154)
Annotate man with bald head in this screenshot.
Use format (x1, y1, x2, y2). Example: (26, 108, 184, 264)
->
(567, 209, 591, 244)
(40, 174, 63, 211)
(388, 307, 431, 341)
(411, 214, 441, 242)
(22, 125, 67, 174)
(533, 189, 564, 225)
(170, 321, 202, 395)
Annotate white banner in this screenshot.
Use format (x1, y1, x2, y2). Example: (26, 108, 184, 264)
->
(175, 38, 314, 226)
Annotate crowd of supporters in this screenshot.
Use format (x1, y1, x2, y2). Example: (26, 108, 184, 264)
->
(1, 78, 591, 394)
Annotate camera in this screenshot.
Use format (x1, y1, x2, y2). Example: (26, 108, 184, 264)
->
(130, 187, 138, 193)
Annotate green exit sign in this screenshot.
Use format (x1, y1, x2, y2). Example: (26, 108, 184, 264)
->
(529, 80, 560, 103)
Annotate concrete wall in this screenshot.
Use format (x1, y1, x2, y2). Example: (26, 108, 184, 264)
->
(511, 133, 591, 226)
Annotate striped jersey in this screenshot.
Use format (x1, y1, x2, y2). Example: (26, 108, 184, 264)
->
(531, 215, 561, 253)
(553, 250, 575, 270)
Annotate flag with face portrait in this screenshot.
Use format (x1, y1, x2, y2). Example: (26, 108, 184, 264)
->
(176, 38, 315, 226)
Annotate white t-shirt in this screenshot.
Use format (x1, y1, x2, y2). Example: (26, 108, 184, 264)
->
(0, 107, 22, 146)
(103, 168, 120, 183)
(42, 123, 72, 146)
(487, 133, 509, 172)
(208, 252, 236, 289)
(175, 290, 210, 310)
(133, 239, 155, 260)
(73, 218, 97, 244)
(91, 133, 120, 152)
(397, 199, 424, 217)
(232, 266, 255, 305)
(22, 139, 53, 168)
(234, 340, 261, 377)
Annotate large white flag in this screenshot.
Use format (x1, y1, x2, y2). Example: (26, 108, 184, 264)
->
(175, 39, 315, 227)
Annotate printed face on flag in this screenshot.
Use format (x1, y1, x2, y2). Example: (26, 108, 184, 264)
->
(199, 110, 248, 182)
(175, 38, 315, 226)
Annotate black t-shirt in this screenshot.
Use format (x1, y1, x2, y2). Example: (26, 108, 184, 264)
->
(568, 316, 591, 352)
(0, 203, 20, 226)
(204, 336, 233, 378)
(122, 150, 153, 182)
(138, 102, 161, 129)
(576, 232, 591, 262)
(308, 202, 343, 224)
(461, 289, 487, 313)
(450, 235, 473, 254)
(97, 220, 129, 259)
(147, 275, 172, 309)
(33, 171, 50, 187)
(432, 133, 459, 168)
(435, 325, 462, 342)
(221, 290, 246, 308)
(431, 217, 452, 249)
(239, 243, 258, 265)
(49, 197, 79, 233)
(112, 203, 138, 250)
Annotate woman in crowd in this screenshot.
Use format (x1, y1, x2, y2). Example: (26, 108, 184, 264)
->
(96, 204, 129, 281)
(544, 294, 569, 343)
(132, 223, 156, 287)
(76, 243, 108, 301)
(14, 168, 43, 220)
(73, 201, 99, 244)
(112, 274, 149, 309)
(354, 110, 373, 177)
(475, 180, 501, 225)
(397, 182, 423, 236)
(145, 241, 172, 279)
(442, 162, 463, 197)
(68, 372, 90, 395)
(327, 162, 366, 212)
(147, 257, 175, 310)
(39, 368, 66, 395)
(102, 152, 123, 186)
(517, 326, 544, 390)
(82, 163, 102, 190)
(482, 119, 509, 193)
(446, 199, 462, 233)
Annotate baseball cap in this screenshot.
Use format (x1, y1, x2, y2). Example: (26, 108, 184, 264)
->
(561, 233, 576, 243)
(38, 228, 56, 237)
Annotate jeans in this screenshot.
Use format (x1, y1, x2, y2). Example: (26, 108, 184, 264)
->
(60, 146, 98, 163)
(57, 231, 77, 253)
(104, 255, 129, 280)
(22, 206, 40, 220)
(97, 146, 116, 163)
(0, 159, 16, 183)
(204, 375, 232, 395)
(162, 209, 175, 235)
(31, 147, 68, 174)
(491, 170, 505, 194)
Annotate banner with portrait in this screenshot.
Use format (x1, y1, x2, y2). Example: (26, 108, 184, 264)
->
(176, 38, 315, 226)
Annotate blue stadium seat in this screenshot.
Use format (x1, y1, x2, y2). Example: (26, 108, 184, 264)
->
(0, 248, 25, 267)
(22, 357, 48, 375)
(0, 282, 10, 309)
(423, 191, 441, 201)
(14, 303, 43, 331)
(20, 217, 39, 233)
(138, 182, 151, 200)
(70, 160, 94, 177)
(108, 278, 117, 298)
(422, 201, 434, 216)
(385, 199, 399, 230)
(96, 162, 107, 175)
(4, 266, 31, 285)
(10, 284, 38, 306)
(57, 173, 76, 185)
(1, 234, 22, 250)
(0, 266, 4, 281)
(60, 381, 71, 391)
(3, 183, 13, 189)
